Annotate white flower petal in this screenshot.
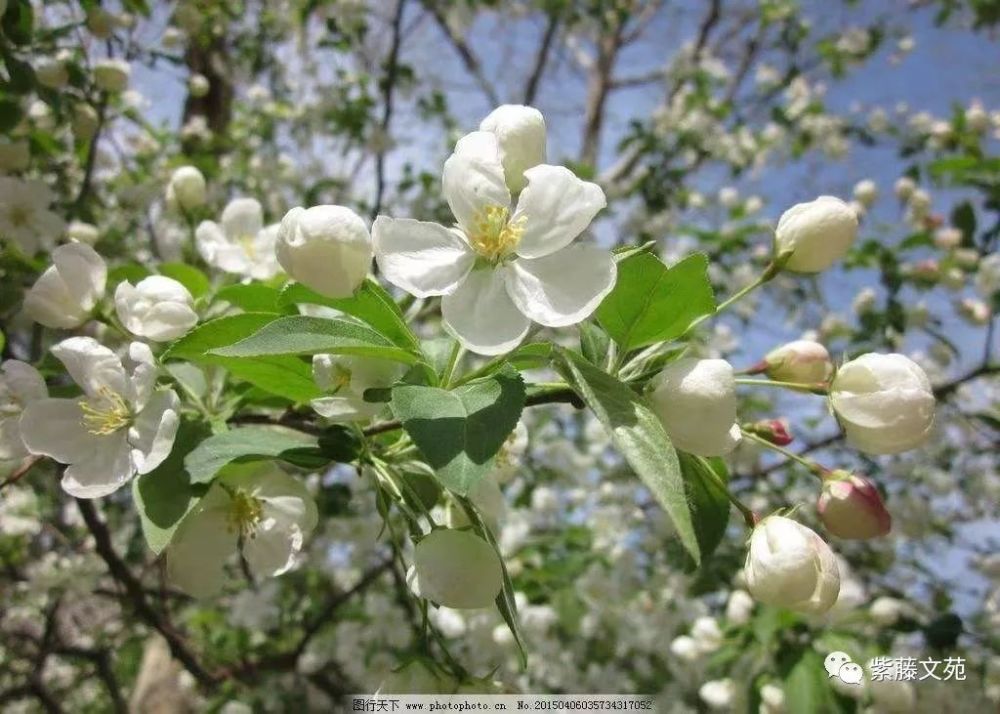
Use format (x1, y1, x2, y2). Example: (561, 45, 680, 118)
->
(372, 216, 475, 298)
(51, 337, 127, 398)
(243, 521, 303, 578)
(442, 131, 510, 235)
(19, 398, 96, 464)
(62, 431, 133, 498)
(128, 390, 180, 474)
(51, 242, 107, 309)
(511, 165, 606, 259)
(505, 244, 616, 327)
(166, 485, 238, 598)
(311, 395, 382, 421)
(125, 342, 157, 411)
(221, 197, 264, 239)
(442, 268, 530, 356)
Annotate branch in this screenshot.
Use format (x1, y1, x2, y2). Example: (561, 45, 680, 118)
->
(419, 0, 500, 106)
(71, 96, 108, 217)
(75, 499, 218, 689)
(522, 12, 560, 105)
(0, 455, 41, 492)
(372, 0, 407, 220)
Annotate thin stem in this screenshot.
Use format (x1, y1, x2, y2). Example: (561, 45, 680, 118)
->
(686, 261, 780, 334)
(441, 342, 465, 388)
(741, 430, 823, 476)
(695, 455, 757, 529)
(734, 377, 828, 394)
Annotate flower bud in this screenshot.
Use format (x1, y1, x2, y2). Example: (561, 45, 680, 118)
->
(745, 418, 793, 446)
(953, 247, 979, 269)
(276, 205, 372, 298)
(86, 6, 116, 38)
(725, 589, 754, 625)
(830, 353, 935, 455)
(957, 297, 991, 326)
(744, 516, 840, 615)
(774, 196, 859, 273)
(93, 59, 131, 93)
(479, 105, 546, 193)
(852, 287, 877, 315)
(894, 176, 916, 200)
(852, 179, 878, 208)
(966, 101, 989, 133)
(869, 596, 905, 626)
(34, 58, 69, 89)
(817, 470, 891, 540)
(908, 258, 939, 285)
(698, 679, 735, 710)
(115, 276, 198, 342)
(934, 227, 962, 250)
(975, 253, 1000, 298)
(24, 243, 107, 329)
(167, 166, 206, 212)
(188, 73, 210, 98)
(763, 339, 832, 384)
(66, 220, 99, 245)
(648, 358, 740, 457)
(412, 529, 503, 609)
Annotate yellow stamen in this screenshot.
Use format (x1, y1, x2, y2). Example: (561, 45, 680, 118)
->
(468, 205, 525, 261)
(237, 233, 257, 259)
(227, 489, 264, 538)
(79, 387, 132, 436)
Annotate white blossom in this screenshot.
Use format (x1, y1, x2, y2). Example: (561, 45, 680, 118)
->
(0, 360, 48, 460)
(115, 276, 198, 342)
(774, 195, 858, 273)
(275, 205, 371, 296)
(411, 529, 503, 609)
(0, 177, 67, 255)
(167, 166, 206, 213)
(373, 126, 615, 355)
(24, 243, 106, 329)
(479, 104, 546, 193)
(196, 198, 281, 280)
(648, 358, 740, 456)
(311, 354, 405, 421)
(20, 338, 179, 498)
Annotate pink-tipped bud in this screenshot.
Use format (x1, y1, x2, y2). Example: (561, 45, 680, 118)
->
(763, 340, 833, 384)
(746, 418, 793, 446)
(817, 471, 891, 540)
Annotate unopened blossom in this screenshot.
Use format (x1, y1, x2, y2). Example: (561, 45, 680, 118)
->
(699, 679, 735, 710)
(744, 516, 841, 615)
(934, 227, 963, 250)
(311, 354, 405, 420)
(725, 589, 754, 625)
(966, 100, 990, 133)
(20, 338, 180, 498)
(669, 635, 700, 662)
(0, 177, 67, 254)
(373, 125, 615, 355)
(774, 196, 858, 273)
(853, 179, 878, 207)
(0, 361, 47, 460)
(760, 684, 785, 714)
(187, 73, 210, 98)
(66, 220, 100, 245)
(86, 6, 116, 37)
(167, 165, 206, 213)
(817, 470, 892, 540)
(479, 104, 546, 193)
(763, 339, 832, 383)
(275, 205, 371, 297)
(869, 596, 906, 626)
(411, 529, 503, 609)
(746, 418, 793, 446)
(894, 176, 916, 200)
(24, 243, 106, 329)
(34, 57, 69, 89)
(115, 276, 198, 342)
(648, 358, 740, 456)
(196, 197, 281, 280)
(93, 59, 131, 93)
(830, 353, 935, 455)
(908, 189, 931, 220)
(165, 462, 318, 597)
(975, 253, 1000, 297)
(690, 616, 723, 653)
(953, 247, 980, 269)
(958, 297, 991, 326)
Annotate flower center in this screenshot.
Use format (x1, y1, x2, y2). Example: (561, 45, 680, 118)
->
(237, 233, 257, 259)
(8, 206, 31, 228)
(227, 489, 264, 538)
(79, 387, 132, 436)
(329, 364, 352, 393)
(468, 205, 525, 261)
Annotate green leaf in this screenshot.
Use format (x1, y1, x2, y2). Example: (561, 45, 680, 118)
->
(678, 454, 731, 569)
(215, 283, 287, 313)
(950, 201, 976, 246)
(159, 263, 211, 298)
(211, 315, 420, 365)
(132, 421, 210, 555)
(162, 313, 321, 403)
(278, 278, 418, 350)
(556, 349, 700, 565)
(183, 426, 324, 484)
(579, 321, 610, 366)
(0, 98, 22, 132)
(1, 1, 34, 45)
(107, 263, 153, 288)
(781, 649, 839, 714)
(596, 252, 716, 352)
(390, 366, 526, 496)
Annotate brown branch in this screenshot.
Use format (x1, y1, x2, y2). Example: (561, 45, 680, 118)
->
(372, 0, 408, 220)
(0, 455, 42, 492)
(523, 12, 560, 105)
(75, 499, 218, 689)
(580, 16, 626, 166)
(419, 0, 500, 106)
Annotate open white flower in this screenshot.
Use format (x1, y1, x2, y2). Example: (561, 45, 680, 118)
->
(165, 462, 318, 598)
(20, 338, 179, 498)
(0, 177, 67, 255)
(196, 198, 281, 280)
(0, 360, 48, 460)
(648, 358, 741, 456)
(373, 129, 615, 355)
(311, 353, 406, 421)
(24, 242, 107, 329)
(830, 353, 935, 454)
(115, 276, 198, 342)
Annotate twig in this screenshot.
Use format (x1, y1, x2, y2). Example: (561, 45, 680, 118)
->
(523, 12, 560, 105)
(419, 0, 500, 106)
(0, 455, 42, 491)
